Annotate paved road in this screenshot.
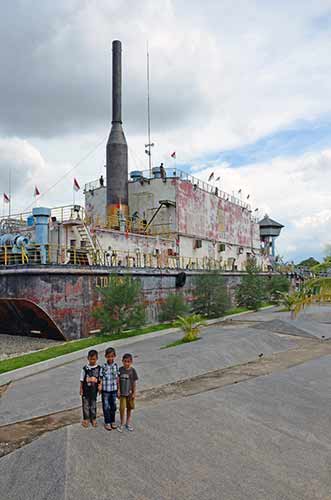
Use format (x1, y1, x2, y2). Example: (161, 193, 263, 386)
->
(1, 355, 331, 500)
(0, 317, 297, 425)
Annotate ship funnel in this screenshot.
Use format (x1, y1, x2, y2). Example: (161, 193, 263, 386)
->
(106, 40, 129, 220)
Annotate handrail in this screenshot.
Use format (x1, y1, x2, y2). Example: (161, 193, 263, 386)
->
(0, 242, 258, 271)
(84, 167, 251, 210)
(0, 204, 85, 228)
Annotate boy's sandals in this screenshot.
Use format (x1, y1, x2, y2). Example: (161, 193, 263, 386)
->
(91, 420, 97, 428)
(111, 423, 117, 429)
(81, 420, 89, 428)
(104, 424, 112, 431)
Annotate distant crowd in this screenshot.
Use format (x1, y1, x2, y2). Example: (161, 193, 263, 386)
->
(80, 348, 138, 432)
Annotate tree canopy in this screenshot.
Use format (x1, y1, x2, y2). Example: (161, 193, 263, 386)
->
(297, 257, 320, 268)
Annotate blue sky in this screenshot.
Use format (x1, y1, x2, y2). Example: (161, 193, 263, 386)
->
(211, 118, 331, 168)
(188, 115, 331, 264)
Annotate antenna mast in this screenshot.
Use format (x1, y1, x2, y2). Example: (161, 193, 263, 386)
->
(9, 166, 11, 217)
(145, 42, 154, 176)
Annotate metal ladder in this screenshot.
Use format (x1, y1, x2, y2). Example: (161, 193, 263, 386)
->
(77, 224, 104, 265)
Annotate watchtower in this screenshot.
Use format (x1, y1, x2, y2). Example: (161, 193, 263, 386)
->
(259, 215, 284, 257)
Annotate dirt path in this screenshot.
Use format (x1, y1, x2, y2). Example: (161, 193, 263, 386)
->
(1, 335, 330, 459)
(0, 334, 60, 360)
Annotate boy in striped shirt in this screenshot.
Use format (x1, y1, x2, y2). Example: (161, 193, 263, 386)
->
(100, 347, 119, 431)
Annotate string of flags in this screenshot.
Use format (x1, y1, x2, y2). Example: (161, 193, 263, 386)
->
(29, 179, 81, 200)
(203, 175, 253, 205)
(3, 165, 256, 213)
(208, 172, 222, 183)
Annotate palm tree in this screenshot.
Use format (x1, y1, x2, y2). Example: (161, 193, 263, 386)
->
(277, 291, 300, 312)
(287, 278, 331, 318)
(174, 314, 207, 342)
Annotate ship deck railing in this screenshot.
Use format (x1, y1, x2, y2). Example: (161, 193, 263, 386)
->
(0, 205, 85, 229)
(84, 167, 251, 211)
(0, 242, 262, 271)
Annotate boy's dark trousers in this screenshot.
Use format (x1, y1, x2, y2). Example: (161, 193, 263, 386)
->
(102, 391, 117, 424)
(82, 395, 97, 421)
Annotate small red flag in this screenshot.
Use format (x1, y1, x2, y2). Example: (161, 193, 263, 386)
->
(73, 178, 80, 192)
(34, 186, 40, 196)
(3, 193, 10, 203)
(171, 151, 176, 159)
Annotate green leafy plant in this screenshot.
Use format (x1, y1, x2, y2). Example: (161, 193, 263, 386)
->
(277, 282, 328, 317)
(290, 279, 331, 317)
(277, 291, 300, 311)
(174, 314, 207, 342)
(158, 293, 189, 322)
(236, 259, 266, 310)
(266, 275, 290, 301)
(92, 275, 146, 334)
(194, 272, 229, 318)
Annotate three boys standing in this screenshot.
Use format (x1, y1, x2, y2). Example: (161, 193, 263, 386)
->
(80, 347, 138, 432)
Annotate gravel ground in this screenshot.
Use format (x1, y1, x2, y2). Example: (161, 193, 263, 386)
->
(0, 335, 61, 360)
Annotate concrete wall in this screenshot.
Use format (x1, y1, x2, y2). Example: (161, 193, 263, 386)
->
(178, 235, 252, 271)
(128, 178, 176, 234)
(0, 267, 245, 340)
(83, 176, 268, 271)
(176, 179, 260, 248)
(95, 228, 176, 268)
(85, 179, 177, 234)
(85, 186, 107, 225)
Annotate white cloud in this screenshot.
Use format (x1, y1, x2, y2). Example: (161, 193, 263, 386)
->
(0, 138, 45, 194)
(193, 148, 331, 262)
(1, 0, 331, 152)
(1, 1, 331, 260)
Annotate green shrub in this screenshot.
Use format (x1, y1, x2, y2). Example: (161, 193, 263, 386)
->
(236, 259, 265, 310)
(266, 275, 290, 301)
(194, 272, 229, 318)
(159, 294, 189, 322)
(174, 314, 207, 342)
(277, 291, 299, 311)
(92, 275, 146, 334)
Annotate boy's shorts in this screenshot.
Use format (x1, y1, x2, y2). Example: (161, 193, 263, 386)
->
(120, 396, 135, 411)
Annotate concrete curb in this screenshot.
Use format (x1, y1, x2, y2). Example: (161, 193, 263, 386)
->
(0, 306, 275, 385)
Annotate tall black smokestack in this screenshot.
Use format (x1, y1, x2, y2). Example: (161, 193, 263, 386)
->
(106, 40, 128, 220)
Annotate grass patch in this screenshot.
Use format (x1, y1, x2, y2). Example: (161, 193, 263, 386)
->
(223, 303, 273, 317)
(161, 338, 200, 349)
(224, 303, 273, 316)
(224, 306, 249, 316)
(0, 323, 173, 375)
(0, 304, 276, 375)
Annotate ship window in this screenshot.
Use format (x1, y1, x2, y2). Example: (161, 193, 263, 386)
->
(218, 243, 226, 252)
(194, 239, 202, 249)
(70, 239, 76, 248)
